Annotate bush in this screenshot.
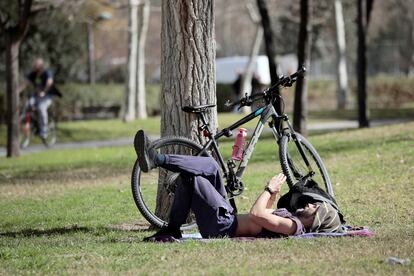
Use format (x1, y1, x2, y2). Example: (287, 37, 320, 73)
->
(366, 76, 414, 108)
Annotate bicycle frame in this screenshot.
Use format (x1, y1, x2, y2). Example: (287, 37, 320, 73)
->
(215, 104, 281, 178)
(196, 101, 316, 197)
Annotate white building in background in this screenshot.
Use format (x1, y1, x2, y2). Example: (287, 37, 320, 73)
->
(215, 55, 298, 84)
(153, 54, 338, 83)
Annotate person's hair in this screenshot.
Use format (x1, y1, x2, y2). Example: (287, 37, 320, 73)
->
(32, 58, 44, 69)
(294, 207, 315, 219)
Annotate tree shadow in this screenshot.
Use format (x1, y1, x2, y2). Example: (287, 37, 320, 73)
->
(0, 223, 152, 238)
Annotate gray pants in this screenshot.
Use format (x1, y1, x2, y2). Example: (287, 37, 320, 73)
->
(161, 155, 238, 238)
(28, 95, 53, 138)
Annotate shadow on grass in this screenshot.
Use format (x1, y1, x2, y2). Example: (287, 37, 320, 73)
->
(0, 223, 152, 238)
(58, 127, 121, 143)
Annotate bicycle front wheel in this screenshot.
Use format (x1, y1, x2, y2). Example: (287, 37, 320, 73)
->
(42, 116, 57, 147)
(279, 133, 334, 197)
(131, 136, 207, 230)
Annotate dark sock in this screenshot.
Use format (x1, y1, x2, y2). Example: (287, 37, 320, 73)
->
(155, 153, 166, 166)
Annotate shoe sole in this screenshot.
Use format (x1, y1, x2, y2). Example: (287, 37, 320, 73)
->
(134, 130, 150, 172)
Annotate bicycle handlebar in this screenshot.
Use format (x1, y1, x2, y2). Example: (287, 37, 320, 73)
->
(225, 66, 307, 109)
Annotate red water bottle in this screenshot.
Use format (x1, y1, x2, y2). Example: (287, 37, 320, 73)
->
(231, 128, 247, 161)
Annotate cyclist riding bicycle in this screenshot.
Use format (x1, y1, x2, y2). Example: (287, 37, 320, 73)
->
(18, 58, 61, 142)
(134, 130, 343, 241)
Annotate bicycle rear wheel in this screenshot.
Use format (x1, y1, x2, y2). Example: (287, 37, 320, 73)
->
(20, 113, 31, 149)
(131, 136, 207, 230)
(279, 133, 334, 196)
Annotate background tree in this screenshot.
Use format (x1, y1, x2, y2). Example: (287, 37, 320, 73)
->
(157, 0, 217, 218)
(1, 0, 33, 157)
(124, 0, 149, 121)
(135, 0, 149, 119)
(356, 0, 374, 128)
(256, 0, 280, 115)
(334, 0, 349, 110)
(293, 0, 312, 136)
(123, 0, 139, 121)
(239, 0, 263, 114)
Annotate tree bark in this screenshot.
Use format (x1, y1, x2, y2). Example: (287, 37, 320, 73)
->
(356, 0, 369, 128)
(256, 0, 281, 115)
(158, 0, 217, 219)
(160, 0, 217, 140)
(334, 0, 349, 110)
(5, 33, 21, 157)
(4, 0, 33, 157)
(123, 0, 139, 122)
(135, 0, 149, 119)
(293, 0, 312, 136)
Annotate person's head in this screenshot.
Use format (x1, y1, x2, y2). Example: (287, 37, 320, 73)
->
(32, 58, 45, 73)
(295, 202, 342, 233)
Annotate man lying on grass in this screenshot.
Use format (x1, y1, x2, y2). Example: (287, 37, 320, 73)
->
(134, 130, 342, 241)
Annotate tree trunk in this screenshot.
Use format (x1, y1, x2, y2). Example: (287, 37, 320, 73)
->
(356, 0, 369, 128)
(293, 0, 312, 136)
(334, 0, 349, 110)
(123, 0, 139, 122)
(158, 0, 217, 218)
(135, 0, 150, 119)
(239, 25, 263, 114)
(239, 1, 263, 114)
(256, 0, 281, 115)
(5, 33, 21, 157)
(87, 21, 96, 84)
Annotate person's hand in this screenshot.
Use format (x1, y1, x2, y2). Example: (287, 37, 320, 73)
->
(38, 91, 46, 97)
(266, 173, 286, 194)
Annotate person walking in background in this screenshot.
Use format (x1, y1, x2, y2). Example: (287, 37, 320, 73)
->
(18, 58, 61, 141)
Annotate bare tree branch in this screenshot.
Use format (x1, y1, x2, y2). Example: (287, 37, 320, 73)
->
(245, 0, 260, 23)
(16, 0, 33, 39)
(367, 0, 375, 24)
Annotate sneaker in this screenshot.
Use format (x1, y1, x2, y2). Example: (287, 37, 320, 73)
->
(134, 130, 156, 172)
(40, 135, 49, 147)
(143, 226, 182, 242)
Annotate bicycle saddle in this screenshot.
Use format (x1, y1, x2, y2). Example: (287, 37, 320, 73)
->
(182, 104, 216, 113)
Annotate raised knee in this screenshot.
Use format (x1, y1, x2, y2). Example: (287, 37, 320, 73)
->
(207, 157, 220, 172)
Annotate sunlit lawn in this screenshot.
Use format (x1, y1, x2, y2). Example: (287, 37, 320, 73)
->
(0, 122, 413, 274)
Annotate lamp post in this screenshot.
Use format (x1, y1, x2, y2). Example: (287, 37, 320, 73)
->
(86, 12, 112, 84)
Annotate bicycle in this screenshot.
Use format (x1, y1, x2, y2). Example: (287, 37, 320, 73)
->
(20, 99, 57, 148)
(131, 66, 337, 229)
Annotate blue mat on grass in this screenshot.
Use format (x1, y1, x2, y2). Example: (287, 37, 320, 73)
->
(145, 226, 374, 243)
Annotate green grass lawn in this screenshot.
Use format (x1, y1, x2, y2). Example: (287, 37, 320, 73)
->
(0, 122, 413, 274)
